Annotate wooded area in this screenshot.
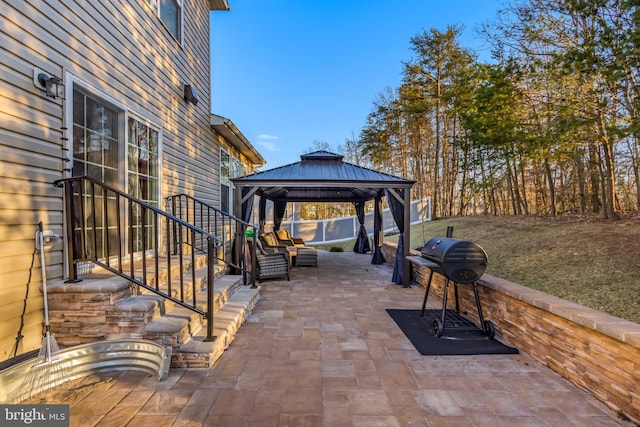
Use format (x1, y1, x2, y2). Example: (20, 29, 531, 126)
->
(337, 0, 639, 220)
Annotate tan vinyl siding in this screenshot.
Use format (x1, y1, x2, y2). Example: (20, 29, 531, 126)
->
(1, 1, 66, 361)
(0, 0, 220, 362)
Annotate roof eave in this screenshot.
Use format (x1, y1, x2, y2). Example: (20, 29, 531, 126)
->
(211, 114, 266, 167)
(210, 0, 230, 11)
(231, 179, 414, 188)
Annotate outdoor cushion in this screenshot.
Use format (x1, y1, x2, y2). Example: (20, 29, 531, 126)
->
(296, 247, 318, 267)
(259, 232, 288, 253)
(275, 229, 306, 247)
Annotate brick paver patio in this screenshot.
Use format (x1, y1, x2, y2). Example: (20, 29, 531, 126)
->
(34, 251, 633, 426)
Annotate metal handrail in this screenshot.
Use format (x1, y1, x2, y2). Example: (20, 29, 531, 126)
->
(53, 176, 222, 341)
(165, 193, 257, 288)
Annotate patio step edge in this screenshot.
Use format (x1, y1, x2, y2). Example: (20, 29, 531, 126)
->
(170, 286, 260, 368)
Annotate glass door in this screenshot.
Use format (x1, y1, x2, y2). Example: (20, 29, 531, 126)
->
(72, 89, 161, 260)
(72, 89, 120, 259)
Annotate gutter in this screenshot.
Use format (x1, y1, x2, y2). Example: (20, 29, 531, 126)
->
(210, 0, 230, 11)
(210, 114, 266, 168)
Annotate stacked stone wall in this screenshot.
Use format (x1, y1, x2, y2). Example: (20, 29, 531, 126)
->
(382, 242, 640, 424)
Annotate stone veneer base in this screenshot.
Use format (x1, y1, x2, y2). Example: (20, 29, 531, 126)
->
(381, 242, 640, 424)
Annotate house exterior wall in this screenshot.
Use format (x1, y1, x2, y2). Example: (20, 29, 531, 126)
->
(0, 0, 224, 363)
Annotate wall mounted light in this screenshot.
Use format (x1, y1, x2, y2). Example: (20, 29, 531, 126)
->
(33, 68, 64, 99)
(183, 84, 199, 106)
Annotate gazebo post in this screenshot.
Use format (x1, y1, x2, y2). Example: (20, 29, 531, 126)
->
(403, 186, 411, 288)
(232, 186, 243, 276)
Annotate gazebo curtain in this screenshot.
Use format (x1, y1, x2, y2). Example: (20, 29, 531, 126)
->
(258, 197, 267, 231)
(241, 188, 254, 223)
(371, 195, 385, 265)
(352, 201, 370, 253)
(384, 188, 404, 284)
(273, 200, 287, 231)
(234, 187, 256, 278)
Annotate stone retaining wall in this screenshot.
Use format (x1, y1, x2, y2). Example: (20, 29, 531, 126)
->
(381, 242, 640, 424)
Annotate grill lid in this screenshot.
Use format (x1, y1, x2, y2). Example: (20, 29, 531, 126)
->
(421, 237, 488, 283)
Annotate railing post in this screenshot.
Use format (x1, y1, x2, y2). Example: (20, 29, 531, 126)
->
(204, 236, 216, 342)
(62, 179, 82, 283)
(250, 227, 257, 288)
(171, 196, 178, 255)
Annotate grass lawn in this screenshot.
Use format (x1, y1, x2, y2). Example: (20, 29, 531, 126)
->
(314, 214, 640, 324)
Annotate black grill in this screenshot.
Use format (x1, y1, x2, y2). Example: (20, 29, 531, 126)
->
(420, 237, 487, 284)
(418, 236, 494, 338)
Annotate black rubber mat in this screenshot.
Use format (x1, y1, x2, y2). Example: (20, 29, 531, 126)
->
(386, 309, 519, 356)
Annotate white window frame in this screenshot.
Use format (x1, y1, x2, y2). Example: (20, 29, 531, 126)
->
(63, 73, 164, 275)
(220, 148, 231, 214)
(64, 74, 163, 199)
(148, 0, 183, 43)
(126, 115, 163, 207)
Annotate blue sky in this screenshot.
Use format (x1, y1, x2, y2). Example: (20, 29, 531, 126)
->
(210, 1, 503, 169)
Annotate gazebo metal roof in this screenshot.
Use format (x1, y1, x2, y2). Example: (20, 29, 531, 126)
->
(231, 151, 414, 202)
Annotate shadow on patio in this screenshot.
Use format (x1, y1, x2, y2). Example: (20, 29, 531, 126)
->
(25, 251, 631, 426)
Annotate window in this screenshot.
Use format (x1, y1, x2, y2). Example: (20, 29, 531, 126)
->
(231, 157, 246, 178)
(159, 0, 182, 41)
(72, 90, 119, 187)
(220, 149, 230, 213)
(128, 118, 160, 251)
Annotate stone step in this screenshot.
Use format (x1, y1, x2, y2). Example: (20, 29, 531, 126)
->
(46, 255, 260, 369)
(171, 285, 261, 368)
(142, 274, 245, 341)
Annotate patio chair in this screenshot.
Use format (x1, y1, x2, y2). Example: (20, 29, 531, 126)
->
(272, 230, 318, 267)
(259, 231, 289, 252)
(259, 231, 299, 266)
(249, 238, 290, 282)
(275, 229, 306, 247)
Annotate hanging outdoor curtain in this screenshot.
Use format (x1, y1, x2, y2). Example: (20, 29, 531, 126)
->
(371, 195, 385, 265)
(352, 201, 370, 253)
(273, 200, 287, 231)
(258, 196, 267, 231)
(241, 188, 254, 224)
(232, 188, 255, 277)
(384, 188, 404, 284)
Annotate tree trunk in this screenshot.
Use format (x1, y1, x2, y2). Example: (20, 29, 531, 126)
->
(601, 141, 619, 219)
(587, 144, 601, 213)
(505, 157, 517, 215)
(432, 76, 442, 219)
(575, 149, 586, 214)
(629, 136, 640, 210)
(518, 156, 530, 215)
(597, 106, 620, 220)
(544, 159, 556, 216)
(458, 140, 469, 216)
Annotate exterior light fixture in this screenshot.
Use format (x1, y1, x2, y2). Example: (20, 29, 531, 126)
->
(183, 84, 199, 106)
(33, 68, 64, 99)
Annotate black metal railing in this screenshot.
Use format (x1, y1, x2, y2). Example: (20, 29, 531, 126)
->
(53, 176, 223, 342)
(165, 193, 257, 288)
